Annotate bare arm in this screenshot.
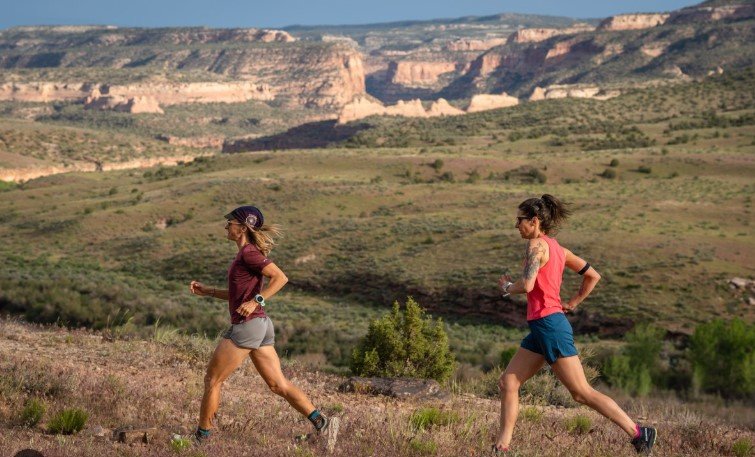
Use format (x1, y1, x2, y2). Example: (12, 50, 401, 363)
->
(500, 239, 547, 295)
(258, 262, 288, 300)
(563, 248, 601, 311)
(189, 281, 229, 300)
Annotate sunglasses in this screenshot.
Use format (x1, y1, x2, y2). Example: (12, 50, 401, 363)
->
(224, 220, 242, 229)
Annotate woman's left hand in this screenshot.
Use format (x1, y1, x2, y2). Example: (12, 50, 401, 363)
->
(237, 301, 259, 317)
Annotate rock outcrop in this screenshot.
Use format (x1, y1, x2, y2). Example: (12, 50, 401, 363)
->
(0, 155, 199, 182)
(0, 82, 94, 103)
(336, 97, 387, 124)
(0, 27, 365, 108)
(528, 84, 620, 101)
(668, 4, 755, 24)
(466, 93, 519, 113)
(507, 25, 594, 44)
(445, 38, 507, 52)
(427, 98, 465, 117)
(84, 92, 163, 114)
(337, 93, 517, 124)
(0, 81, 275, 106)
(339, 377, 450, 400)
(597, 14, 670, 31)
(384, 99, 428, 118)
(388, 61, 456, 86)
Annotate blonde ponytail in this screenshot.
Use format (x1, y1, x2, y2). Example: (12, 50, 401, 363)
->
(246, 223, 282, 256)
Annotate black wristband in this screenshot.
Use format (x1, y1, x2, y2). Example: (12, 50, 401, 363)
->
(578, 262, 591, 275)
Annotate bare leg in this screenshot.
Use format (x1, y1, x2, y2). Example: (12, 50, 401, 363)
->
(250, 345, 316, 416)
(199, 338, 250, 429)
(551, 355, 636, 436)
(494, 348, 546, 450)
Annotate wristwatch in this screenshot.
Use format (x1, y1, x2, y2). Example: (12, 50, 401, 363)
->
(254, 294, 266, 307)
(501, 281, 514, 298)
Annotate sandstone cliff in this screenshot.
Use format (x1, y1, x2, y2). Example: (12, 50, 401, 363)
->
(507, 25, 594, 44)
(466, 93, 519, 112)
(668, 3, 755, 24)
(0, 155, 199, 182)
(528, 84, 620, 101)
(0, 28, 364, 108)
(337, 93, 517, 124)
(597, 14, 670, 31)
(388, 61, 457, 86)
(445, 38, 507, 52)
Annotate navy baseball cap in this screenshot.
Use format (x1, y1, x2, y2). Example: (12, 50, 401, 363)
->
(225, 206, 264, 229)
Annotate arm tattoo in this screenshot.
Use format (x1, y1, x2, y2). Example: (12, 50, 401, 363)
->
(523, 242, 544, 280)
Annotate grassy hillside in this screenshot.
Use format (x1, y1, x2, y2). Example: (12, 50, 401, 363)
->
(0, 72, 753, 377)
(1, 319, 753, 457)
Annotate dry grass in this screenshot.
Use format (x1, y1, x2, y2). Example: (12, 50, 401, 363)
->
(0, 319, 752, 456)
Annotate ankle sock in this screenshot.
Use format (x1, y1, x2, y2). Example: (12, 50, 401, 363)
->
(196, 427, 211, 438)
(307, 410, 326, 430)
(633, 423, 641, 439)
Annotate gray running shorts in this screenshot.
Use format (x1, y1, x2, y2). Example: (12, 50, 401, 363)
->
(222, 317, 275, 349)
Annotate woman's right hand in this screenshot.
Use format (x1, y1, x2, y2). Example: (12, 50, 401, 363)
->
(190, 280, 211, 297)
(498, 274, 513, 290)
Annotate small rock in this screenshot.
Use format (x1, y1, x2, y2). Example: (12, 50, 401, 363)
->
(90, 425, 107, 437)
(730, 277, 749, 289)
(113, 427, 158, 444)
(339, 376, 450, 400)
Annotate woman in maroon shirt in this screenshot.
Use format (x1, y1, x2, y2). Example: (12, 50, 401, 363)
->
(189, 206, 328, 442)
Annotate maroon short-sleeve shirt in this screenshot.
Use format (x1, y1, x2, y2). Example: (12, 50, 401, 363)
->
(227, 243, 271, 324)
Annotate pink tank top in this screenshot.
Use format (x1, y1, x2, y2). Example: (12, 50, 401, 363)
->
(526, 235, 565, 321)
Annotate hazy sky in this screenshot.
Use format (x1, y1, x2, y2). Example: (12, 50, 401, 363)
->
(1, 0, 702, 29)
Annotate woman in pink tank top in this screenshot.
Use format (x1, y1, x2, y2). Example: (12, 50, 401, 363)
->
(492, 195, 657, 456)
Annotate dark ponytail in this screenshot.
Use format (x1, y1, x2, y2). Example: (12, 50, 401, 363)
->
(518, 194, 571, 235)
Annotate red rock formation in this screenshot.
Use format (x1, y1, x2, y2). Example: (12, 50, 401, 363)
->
(337, 97, 386, 124)
(668, 4, 755, 24)
(528, 84, 620, 101)
(597, 13, 670, 31)
(466, 93, 519, 113)
(2, 81, 274, 108)
(445, 38, 506, 52)
(426, 98, 464, 117)
(507, 25, 594, 44)
(0, 155, 199, 182)
(388, 61, 456, 86)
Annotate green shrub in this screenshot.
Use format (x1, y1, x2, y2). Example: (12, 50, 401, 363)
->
(20, 397, 45, 426)
(637, 166, 652, 174)
(609, 158, 620, 167)
(520, 406, 543, 422)
(500, 347, 517, 368)
(431, 159, 444, 171)
(438, 171, 455, 182)
(409, 437, 438, 455)
(48, 408, 89, 434)
(601, 168, 617, 179)
(603, 324, 664, 396)
(528, 168, 547, 184)
(732, 438, 754, 457)
(351, 297, 455, 382)
(170, 435, 192, 453)
(690, 318, 754, 398)
(409, 407, 460, 430)
(564, 414, 592, 434)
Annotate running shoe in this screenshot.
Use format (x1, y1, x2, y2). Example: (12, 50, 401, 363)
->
(631, 426, 657, 455)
